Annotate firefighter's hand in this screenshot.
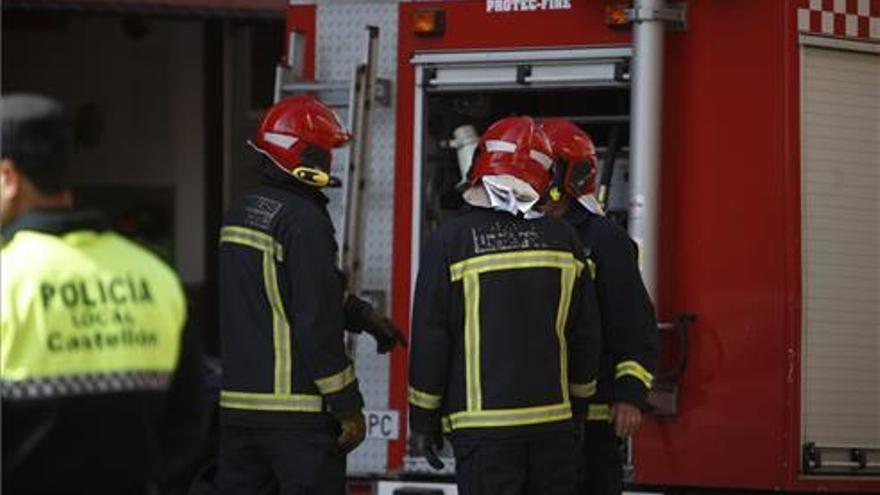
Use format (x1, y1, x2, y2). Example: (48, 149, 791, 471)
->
(344, 294, 408, 353)
(412, 431, 445, 470)
(611, 402, 642, 438)
(365, 314, 408, 354)
(337, 411, 366, 454)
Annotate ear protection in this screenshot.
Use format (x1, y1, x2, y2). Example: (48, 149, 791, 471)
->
(547, 157, 567, 203)
(291, 144, 341, 188)
(292, 167, 339, 187)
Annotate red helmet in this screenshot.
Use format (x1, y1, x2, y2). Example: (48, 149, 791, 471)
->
(539, 118, 598, 199)
(469, 116, 555, 196)
(250, 95, 351, 187)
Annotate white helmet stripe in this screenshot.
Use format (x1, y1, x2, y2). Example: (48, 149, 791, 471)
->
(530, 150, 553, 170)
(485, 140, 518, 153)
(264, 132, 299, 149)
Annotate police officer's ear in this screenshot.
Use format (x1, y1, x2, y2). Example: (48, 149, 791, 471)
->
(0, 159, 24, 227)
(1, 159, 21, 200)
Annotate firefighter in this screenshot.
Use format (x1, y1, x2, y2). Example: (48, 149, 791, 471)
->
(0, 94, 205, 494)
(217, 95, 392, 494)
(408, 116, 601, 495)
(539, 118, 659, 495)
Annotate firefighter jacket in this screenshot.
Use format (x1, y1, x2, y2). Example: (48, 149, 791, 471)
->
(408, 206, 601, 437)
(1, 209, 204, 493)
(564, 202, 658, 418)
(218, 178, 363, 427)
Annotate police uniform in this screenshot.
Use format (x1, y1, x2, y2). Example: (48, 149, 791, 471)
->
(216, 176, 363, 495)
(1, 209, 203, 494)
(563, 202, 658, 495)
(409, 206, 601, 495)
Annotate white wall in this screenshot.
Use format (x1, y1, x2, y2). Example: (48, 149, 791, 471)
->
(3, 16, 206, 284)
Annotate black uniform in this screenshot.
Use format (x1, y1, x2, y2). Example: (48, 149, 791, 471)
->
(217, 173, 363, 495)
(564, 202, 658, 495)
(409, 207, 601, 495)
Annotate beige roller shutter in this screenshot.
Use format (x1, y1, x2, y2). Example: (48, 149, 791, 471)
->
(801, 41, 880, 467)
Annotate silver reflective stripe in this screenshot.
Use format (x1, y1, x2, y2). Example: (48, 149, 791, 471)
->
(0, 371, 173, 400)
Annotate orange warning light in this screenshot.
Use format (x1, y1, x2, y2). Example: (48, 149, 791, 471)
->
(412, 9, 446, 37)
(605, 3, 632, 28)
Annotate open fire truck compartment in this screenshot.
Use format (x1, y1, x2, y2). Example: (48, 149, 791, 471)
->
(277, 0, 880, 492)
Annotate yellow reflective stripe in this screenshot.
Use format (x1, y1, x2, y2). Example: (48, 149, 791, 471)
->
(315, 364, 356, 395)
(586, 258, 597, 280)
(220, 390, 323, 412)
(408, 386, 443, 410)
(449, 250, 584, 281)
(220, 225, 293, 398)
(220, 226, 283, 261)
(587, 403, 611, 422)
(444, 402, 572, 430)
(615, 360, 654, 390)
(555, 265, 577, 402)
(263, 252, 292, 395)
(463, 273, 482, 411)
(569, 379, 597, 399)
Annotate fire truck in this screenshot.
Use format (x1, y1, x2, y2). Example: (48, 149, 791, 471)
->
(273, 0, 880, 493)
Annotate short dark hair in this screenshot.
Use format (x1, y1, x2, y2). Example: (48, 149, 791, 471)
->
(1, 94, 71, 194)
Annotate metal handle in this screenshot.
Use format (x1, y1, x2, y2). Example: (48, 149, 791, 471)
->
(655, 313, 695, 383)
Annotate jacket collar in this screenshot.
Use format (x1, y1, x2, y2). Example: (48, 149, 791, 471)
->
(2, 208, 109, 244)
(257, 155, 331, 209)
(562, 198, 594, 226)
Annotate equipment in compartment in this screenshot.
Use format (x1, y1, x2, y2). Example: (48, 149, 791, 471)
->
(420, 88, 632, 236)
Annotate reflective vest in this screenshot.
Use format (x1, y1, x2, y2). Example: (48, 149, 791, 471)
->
(1, 218, 186, 400)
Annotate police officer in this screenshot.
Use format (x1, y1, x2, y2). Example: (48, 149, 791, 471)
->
(1, 94, 205, 494)
(217, 95, 391, 494)
(408, 116, 601, 495)
(539, 118, 659, 495)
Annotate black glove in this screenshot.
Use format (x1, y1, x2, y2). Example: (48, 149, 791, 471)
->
(345, 294, 408, 354)
(411, 430, 445, 470)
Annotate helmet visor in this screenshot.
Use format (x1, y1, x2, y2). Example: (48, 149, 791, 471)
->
(565, 159, 595, 197)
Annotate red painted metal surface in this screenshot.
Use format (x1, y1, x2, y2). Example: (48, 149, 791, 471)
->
(639, 1, 789, 488)
(385, 0, 880, 491)
(390, 0, 631, 471)
(284, 4, 316, 80)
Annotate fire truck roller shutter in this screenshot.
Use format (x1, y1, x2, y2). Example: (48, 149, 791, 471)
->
(800, 40, 880, 474)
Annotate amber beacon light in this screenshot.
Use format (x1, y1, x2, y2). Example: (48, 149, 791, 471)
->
(605, 1, 633, 27)
(412, 9, 446, 37)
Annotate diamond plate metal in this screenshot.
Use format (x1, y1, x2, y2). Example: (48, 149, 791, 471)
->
(315, 1, 400, 474)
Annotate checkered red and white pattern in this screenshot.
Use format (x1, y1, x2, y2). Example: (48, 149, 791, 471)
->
(798, 0, 880, 41)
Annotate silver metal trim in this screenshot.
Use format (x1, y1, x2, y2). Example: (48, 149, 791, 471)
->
(411, 46, 633, 65)
(410, 65, 425, 307)
(798, 34, 880, 54)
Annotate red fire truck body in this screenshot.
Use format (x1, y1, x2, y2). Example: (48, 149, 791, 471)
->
(280, 1, 880, 492)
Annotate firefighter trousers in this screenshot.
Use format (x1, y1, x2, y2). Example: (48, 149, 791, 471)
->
(578, 421, 624, 495)
(216, 425, 345, 495)
(451, 430, 578, 495)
